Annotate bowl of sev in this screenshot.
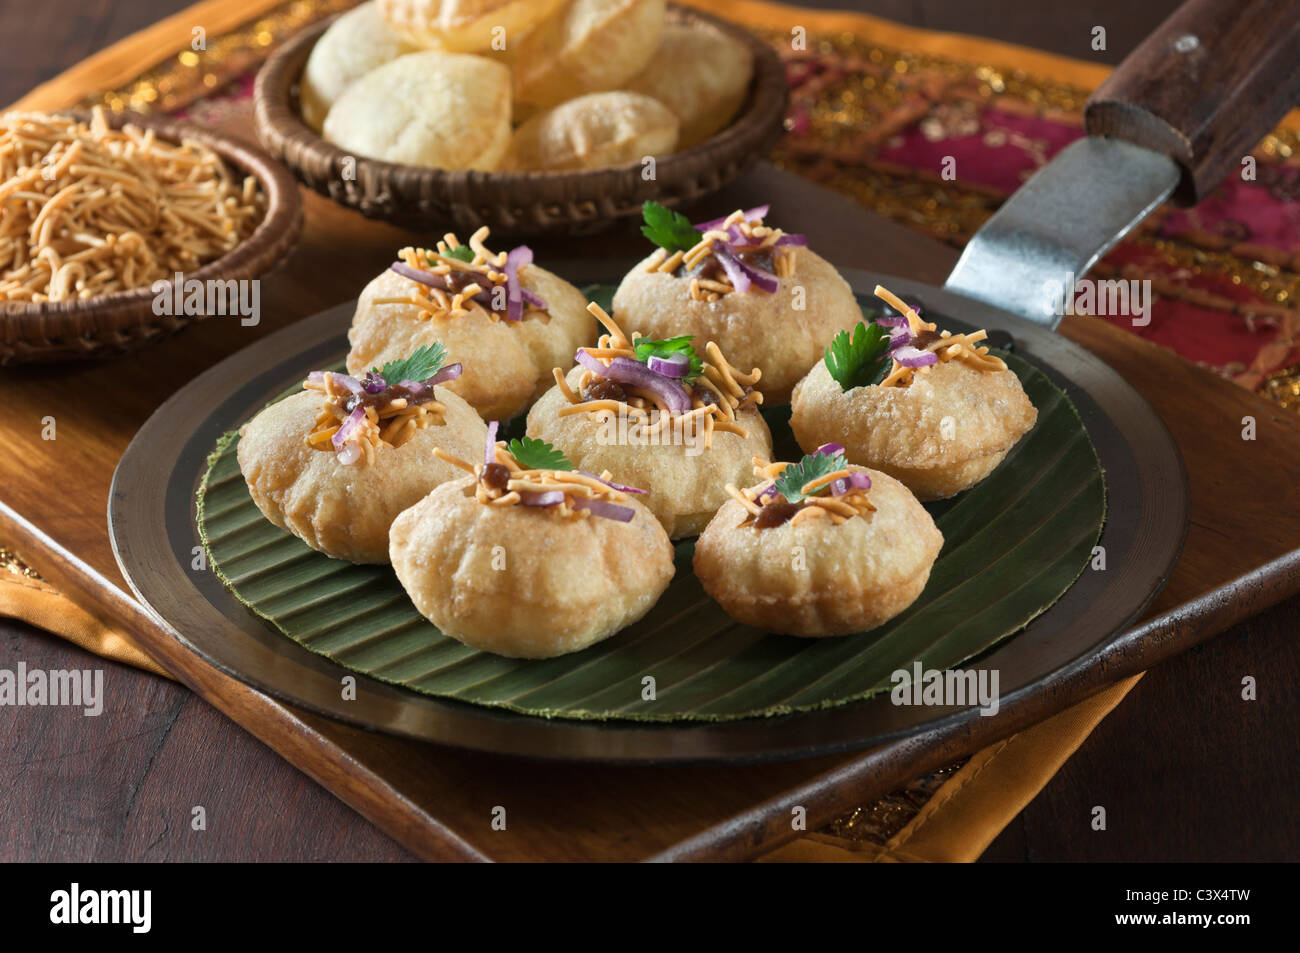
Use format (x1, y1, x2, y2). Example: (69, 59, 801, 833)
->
(0, 108, 301, 364)
(252, 3, 787, 235)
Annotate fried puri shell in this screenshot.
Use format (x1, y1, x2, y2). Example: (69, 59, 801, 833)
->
(790, 357, 1038, 500)
(389, 477, 675, 657)
(693, 469, 943, 637)
(301, 2, 417, 131)
(322, 51, 511, 170)
(612, 246, 862, 404)
(346, 264, 594, 421)
(237, 387, 488, 564)
(503, 91, 678, 172)
(526, 366, 774, 538)
(513, 0, 666, 108)
(377, 0, 567, 52)
(623, 20, 754, 148)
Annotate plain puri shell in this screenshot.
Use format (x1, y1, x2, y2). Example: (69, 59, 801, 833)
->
(526, 366, 774, 538)
(693, 469, 943, 637)
(513, 0, 666, 108)
(377, 0, 567, 52)
(789, 357, 1039, 501)
(346, 264, 594, 421)
(503, 91, 679, 172)
(623, 20, 754, 149)
(322, 51, 511, 170)
(612, 245, 861, 405)
(300, 2, 418, 131)
(389, 476, 675, 658)
(236, 387, 488, 564)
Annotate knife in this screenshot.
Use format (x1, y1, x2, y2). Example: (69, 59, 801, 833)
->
(945, 0, 1300, 326)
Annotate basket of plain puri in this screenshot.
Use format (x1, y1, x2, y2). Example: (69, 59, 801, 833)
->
(0, 108, 300, 363)
(228, 201, 1040, 656)
(252, 0, 787, 232)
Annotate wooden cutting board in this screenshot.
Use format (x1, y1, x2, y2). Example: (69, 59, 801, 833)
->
(3, 158, 1299, 861)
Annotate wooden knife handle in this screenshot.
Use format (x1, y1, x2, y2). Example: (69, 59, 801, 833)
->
(1085, 0, 1300, 205)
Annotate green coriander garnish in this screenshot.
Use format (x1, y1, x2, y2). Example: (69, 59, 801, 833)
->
(634, 334, 704, 380)
(374, 343, 447, 384)
(773, 448, 850, 504)
(640, 200, 703, 254)
(507, 436, 573, 472)
(824, 319, 893, 392)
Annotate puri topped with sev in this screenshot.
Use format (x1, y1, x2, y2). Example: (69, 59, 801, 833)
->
(347, 225, 594, 421)
(389, 426, 675, 659)
(791, 284, 1038, 501)
(612, 202, 864, 403)
(694, 445, 943, 638)
(526, 301, 774, 539)
(236, 346, 487, 564)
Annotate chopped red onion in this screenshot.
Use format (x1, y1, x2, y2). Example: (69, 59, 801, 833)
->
(714, 243, 779, 294)
(887, 326, 912, 350)
(873, 313, 908, 328)
(573, 350, 690, 414)
(308, 370, 365, 395)
(831, 471, 872, 496)
(646, 352, 689, 378)
(815, 442, 845, 456)
(892, 346, 939, 368)
(520, 489, 564, 506)
(484, 420, 499, 466)
(572, 497, 635, 522)
(503, 246, 532, 322)
(332, 405, 366, 462)
(362, 372, 387, 394)
(426, 362, 462, 387)
(710, 243, 751, 293)
(579, 471, 648, 494)
(335, 442, 361, 466)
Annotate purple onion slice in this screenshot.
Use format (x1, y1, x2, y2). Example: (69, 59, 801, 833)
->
(892, 346, 939, 368)
(646, 352, 689, 378)
(579, 471, 648, 494)
(484, 420, 499, 466)
(520, 489, 564, 506)
(814, 442, 845, 456)
(572, 497, 635, 522)
(694, 204, 770, 231)
(573, 350, 691, 414)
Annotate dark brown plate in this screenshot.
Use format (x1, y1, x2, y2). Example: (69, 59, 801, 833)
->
(108, 266, 1187, 763)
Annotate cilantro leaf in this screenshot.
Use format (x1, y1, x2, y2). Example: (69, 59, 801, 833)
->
(824, 320, 893, 392)
(641, 200, 703, 254)
(429, 245, 475, 265)
(634, 335, 703, 380)
(507, 436, 573, 472)
(374, 343, 447, 384)
(773, 449, 849, 504)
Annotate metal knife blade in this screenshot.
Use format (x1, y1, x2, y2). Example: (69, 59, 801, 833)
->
(943, 137, 1179, 328)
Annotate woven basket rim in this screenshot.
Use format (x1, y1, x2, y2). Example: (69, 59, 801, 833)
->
(1, 109, 303, 346)
(253, 3, 787, 202)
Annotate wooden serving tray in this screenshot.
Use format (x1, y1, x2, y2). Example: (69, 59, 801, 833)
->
(4, 164, 1299, 860)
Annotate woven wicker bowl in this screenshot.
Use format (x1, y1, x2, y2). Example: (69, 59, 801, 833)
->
(253, 4, 788, 234)
(1, 111, 302, 365)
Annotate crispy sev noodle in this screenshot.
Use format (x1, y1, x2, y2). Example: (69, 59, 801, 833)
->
(434, 441, 635, 520)
(376, 227, 545, 323)
(874, 283, 1007, 388)
(0, 108, 264, 303)
(304, 371, 448, 463)
(728, 456, 877, 529)
(642, 208, 796, 300)
(556, 302, 762, 450)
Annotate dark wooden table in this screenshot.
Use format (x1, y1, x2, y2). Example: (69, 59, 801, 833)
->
(1, 0, 1295, 863)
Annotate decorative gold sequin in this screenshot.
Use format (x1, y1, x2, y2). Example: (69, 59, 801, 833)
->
(0, 545, 41, 580)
